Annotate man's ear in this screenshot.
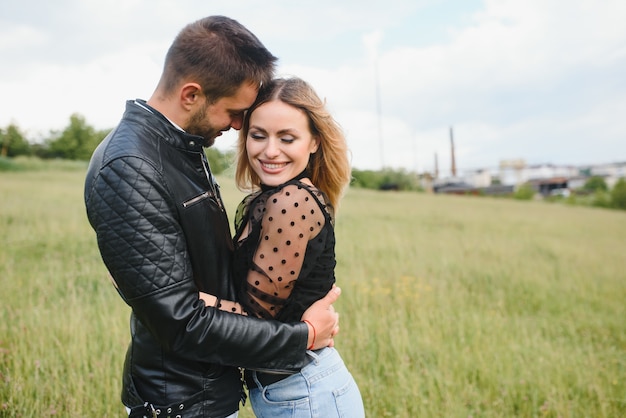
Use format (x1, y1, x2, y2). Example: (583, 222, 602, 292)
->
(180, 83, 203, 110)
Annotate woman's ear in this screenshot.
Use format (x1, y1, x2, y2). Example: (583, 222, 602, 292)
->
(311, 136, 320, 154)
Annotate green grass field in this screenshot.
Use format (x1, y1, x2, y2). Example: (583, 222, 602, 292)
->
(1, 167, 625, 417)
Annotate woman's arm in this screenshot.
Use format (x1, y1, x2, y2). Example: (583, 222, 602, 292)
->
(199, 292, 247, 315)
(244, 183, 325, 318)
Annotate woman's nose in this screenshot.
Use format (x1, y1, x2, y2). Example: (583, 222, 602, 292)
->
(264, 139, 280, 158)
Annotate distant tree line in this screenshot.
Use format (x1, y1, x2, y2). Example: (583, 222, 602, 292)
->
(350, 168, 423, 191)
(580, 176, 626, 210)
(3, 114, 624, 210)
(0, 113, 235, 174)
(2, 114, 422, 188)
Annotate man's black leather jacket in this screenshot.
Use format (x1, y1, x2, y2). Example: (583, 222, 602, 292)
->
(84, 100, 309, 416)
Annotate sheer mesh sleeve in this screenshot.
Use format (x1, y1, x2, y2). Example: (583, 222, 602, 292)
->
(244, 184, 325, 318)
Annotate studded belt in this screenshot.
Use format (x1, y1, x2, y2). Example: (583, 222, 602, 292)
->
(127, 390, 208, 418)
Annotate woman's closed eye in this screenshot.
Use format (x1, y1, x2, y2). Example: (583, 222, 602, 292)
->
(250, 132, 267, 140)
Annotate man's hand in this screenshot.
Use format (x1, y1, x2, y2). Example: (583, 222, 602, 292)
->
(301, 286, 341, 350)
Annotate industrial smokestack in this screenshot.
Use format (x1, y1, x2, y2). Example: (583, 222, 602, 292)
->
(450, 126, 457, 177)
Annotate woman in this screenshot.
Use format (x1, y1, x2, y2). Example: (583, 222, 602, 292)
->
(201, 77, 364, 417)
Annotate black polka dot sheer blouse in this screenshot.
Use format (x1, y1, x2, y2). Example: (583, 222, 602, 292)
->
(232, 174, 336, 323)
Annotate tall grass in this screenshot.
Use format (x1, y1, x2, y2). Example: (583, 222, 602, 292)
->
(1, 170, 127, 417)
(333, 188, 625, 417)
(1, 169, 624, 417)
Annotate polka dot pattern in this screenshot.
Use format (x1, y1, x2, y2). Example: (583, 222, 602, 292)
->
(233, 179, 337, 321)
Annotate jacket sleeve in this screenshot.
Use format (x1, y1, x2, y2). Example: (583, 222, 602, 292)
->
(85, 155, 308, 372)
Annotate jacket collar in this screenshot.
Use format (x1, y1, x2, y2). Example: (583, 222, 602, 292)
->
(126, 99, 207, 152)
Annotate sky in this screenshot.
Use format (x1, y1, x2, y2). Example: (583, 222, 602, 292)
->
(1, 0, 625, 175)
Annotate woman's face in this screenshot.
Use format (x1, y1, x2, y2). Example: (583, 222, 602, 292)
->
(246, 100, 319, 187)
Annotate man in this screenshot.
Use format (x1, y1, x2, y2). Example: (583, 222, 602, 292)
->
(84, 16, 340, 418)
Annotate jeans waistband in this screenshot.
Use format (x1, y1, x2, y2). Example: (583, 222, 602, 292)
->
(245, 348, 324, 389)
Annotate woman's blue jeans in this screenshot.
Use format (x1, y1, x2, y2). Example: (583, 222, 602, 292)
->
(248, 347, 365, 418)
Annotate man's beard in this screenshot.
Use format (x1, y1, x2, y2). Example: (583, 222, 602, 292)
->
(187, 103, 222, 147)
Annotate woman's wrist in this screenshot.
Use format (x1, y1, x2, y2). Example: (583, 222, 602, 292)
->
(199, 292, 218, 307)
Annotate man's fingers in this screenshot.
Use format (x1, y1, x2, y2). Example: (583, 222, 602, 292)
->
(300, 286, 343, 350)
(321, 286, 341, 307)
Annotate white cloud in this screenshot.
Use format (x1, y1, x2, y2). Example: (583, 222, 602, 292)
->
(0, 22, 46, 50)
(341, 0, 626, 170)
(1, 0, 625, 171)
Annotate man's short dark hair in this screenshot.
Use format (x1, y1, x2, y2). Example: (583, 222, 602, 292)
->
(161, 16, 278, 101)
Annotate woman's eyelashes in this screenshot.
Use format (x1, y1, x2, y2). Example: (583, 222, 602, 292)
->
(249, 131, 296, 143)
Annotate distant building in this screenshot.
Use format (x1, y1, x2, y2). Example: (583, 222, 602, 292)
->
(425, 126, 625, 195)
(497, 162, 579, 187)
(585, 162, 626, 188)
(468, 169, 492, 188)
(526, 177, 568, 197)
(431, 161, 626, 197)
(567, 176, 587, 190)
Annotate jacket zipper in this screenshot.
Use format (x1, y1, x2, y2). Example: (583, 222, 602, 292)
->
(200, 153, 225, 212)
(182, 191, 211, 208)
